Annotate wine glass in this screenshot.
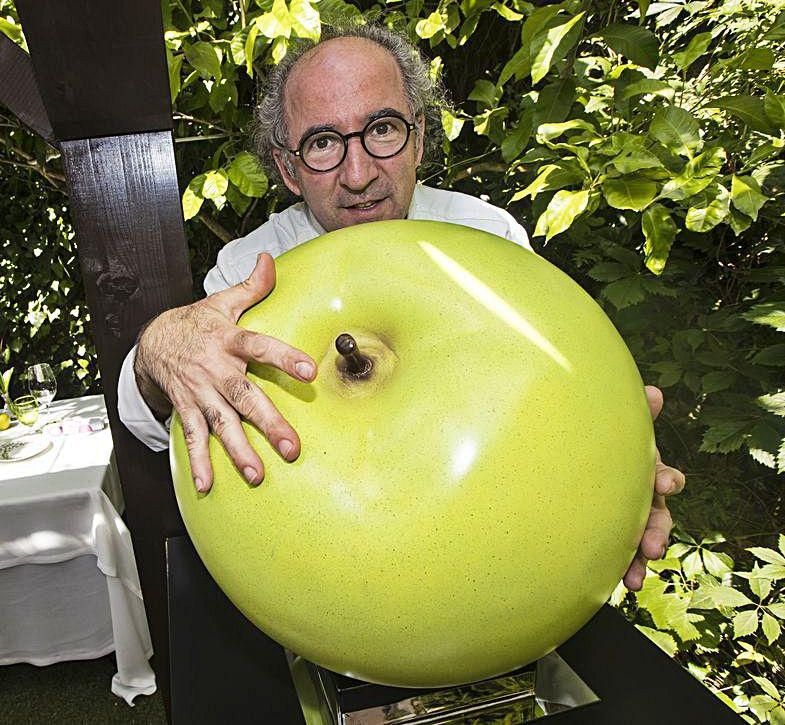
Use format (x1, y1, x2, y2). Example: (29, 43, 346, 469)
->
(27, 363, 57, 410)
(12, 395, 39, 428)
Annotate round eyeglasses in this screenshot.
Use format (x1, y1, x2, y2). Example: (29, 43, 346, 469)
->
(284, 114, 417, 173)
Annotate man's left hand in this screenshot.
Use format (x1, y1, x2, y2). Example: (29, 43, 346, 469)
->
(623, 385, 686, 591)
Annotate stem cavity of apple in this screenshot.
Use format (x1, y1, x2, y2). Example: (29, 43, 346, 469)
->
(335, 333, 374, 378)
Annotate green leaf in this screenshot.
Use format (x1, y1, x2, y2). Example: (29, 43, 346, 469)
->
(202, 170, 229, 199)
(617, 79, 675, 103)
(530, 12, 585, 85)
(609, 147, 663, 174)
(492, 2, 523, 21)
(167, 52, 184, 102)
(752, 344, 785, 366)
(635, 625, 678, 656)
(764, 10, 785, 39)
(602, 175, 658, 211)
(763, 612, 782, 645)
(703, 549, 733, 577)
(747, 565, 773, 601)
(598, 23, 659, 69)
(533, 78, 577, 125)
(685, 184, 729, 233)
(468, 79, 498, 109)
(499, 45, 529, 86)
(441, 109, 465, 142)
(733, 609, 759, 638)
(701, 370, 735, 394)
(743, 303, 785, 331)
(226, 183, 252, 217)
(704, 96, 778, 135)
(649, 107, 700, 157)
(501, 112, 533, 162)
(765, 94, 785, 130)
(757, 392, 785, 417)
(228, 152, 268, 197)
(768, 603, 785, 619)
(537, 119, 597, 142)
(185, 41, 222, 80)
(532, 189, 589, 241)
(749, 546, 785, 566)
(720, 47, 776, 71)
(182, 175, 205, 221)
(245, 23, 261, 77)
(416, 11, 445, 40)
(700, 421, 750, 454)
(672, 31, 711, 71)
(642, 203, 677, 275)
(753, 675, 782, 701)
(730, 175, 768, 221)
(0, 17, 24, 46)
(588, 262, 629, 283)
(290, 0, 320, 41)
(603, 277, 647, 310)
(256, 0, 292, 39)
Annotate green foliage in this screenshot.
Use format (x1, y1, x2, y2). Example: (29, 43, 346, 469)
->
(1, 0, 784, 716)
(613, 531, 785, 722)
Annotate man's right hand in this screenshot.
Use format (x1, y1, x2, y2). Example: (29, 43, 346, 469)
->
(134, 253, 317, 493)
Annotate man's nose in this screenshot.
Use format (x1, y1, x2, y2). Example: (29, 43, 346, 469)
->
(339, 137, 378, 191)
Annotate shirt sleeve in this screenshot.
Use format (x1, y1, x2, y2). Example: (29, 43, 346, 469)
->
(117, 345, 171, 452)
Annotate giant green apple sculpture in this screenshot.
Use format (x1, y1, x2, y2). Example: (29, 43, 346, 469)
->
(171, 219, 655, 688)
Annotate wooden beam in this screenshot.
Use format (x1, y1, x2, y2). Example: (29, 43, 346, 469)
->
(16, 0, 171, 140)
(16, 1, 191, 716)
(0, 34, 54, 143)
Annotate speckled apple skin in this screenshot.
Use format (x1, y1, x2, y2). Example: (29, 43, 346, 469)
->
(170, 220, 655, 687)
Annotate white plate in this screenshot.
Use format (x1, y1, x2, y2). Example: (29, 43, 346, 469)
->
(0, 435, 51, 462)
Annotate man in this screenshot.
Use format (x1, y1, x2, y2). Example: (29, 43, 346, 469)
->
(118, 24, 684, 591)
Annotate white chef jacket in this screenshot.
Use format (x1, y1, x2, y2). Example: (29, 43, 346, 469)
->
(117, 184, 530, 450)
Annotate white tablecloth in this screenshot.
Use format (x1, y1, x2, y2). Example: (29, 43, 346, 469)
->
(0, 394, 156, 704)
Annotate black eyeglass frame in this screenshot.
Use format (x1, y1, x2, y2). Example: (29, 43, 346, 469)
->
(281, 113, 417, 173)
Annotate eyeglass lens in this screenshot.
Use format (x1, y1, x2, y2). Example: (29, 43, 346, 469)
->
(301, 116, 410, 171)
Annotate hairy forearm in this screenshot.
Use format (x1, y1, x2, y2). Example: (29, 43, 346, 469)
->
(133, 323, 174, 421)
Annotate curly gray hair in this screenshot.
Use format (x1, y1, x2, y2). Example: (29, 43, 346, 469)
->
(251, 23, 448, 183)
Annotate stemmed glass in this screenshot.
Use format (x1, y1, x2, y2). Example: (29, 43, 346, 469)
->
(12, 395, 39, 428)
(27, 363, 57, 410)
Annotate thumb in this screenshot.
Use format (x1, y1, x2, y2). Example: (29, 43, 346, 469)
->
(645, 385, 663, 422)
(214, 253, 277, 320)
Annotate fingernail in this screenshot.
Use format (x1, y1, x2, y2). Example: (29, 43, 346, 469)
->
(243, 466, 258, 484)
(279, 439, 294, 459)
(660, 544, 667, 559)
(194, 477, 206, 493)
(295, 361, 315, 380)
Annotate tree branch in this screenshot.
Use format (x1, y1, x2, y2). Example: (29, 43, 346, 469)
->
(197, 211, 233, 243)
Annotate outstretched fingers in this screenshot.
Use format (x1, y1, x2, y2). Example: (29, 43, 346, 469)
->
(624, 494, 673, 591)
(230, 328, 316, 382)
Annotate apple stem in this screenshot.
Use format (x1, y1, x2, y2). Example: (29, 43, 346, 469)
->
(335, 333, 373, 378)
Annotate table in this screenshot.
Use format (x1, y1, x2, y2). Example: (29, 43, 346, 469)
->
(0, 394, 156, 705)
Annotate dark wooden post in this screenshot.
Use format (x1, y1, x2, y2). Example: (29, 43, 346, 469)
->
(14, 1, 192, 716)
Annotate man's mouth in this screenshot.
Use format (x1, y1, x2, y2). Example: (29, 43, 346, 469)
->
(344, 198, 385, 211)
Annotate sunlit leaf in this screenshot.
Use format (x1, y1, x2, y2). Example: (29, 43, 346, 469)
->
(642, 203, 677, 275)
(202, 170, 229, 199)
(749, 546, 785, 565)
(256, 0, 292, 39)
(532, 189, 589, 241)
(636, 625, 678, 656)
(501, 113, 533, 162)
(685, 184, 730, 232)
(730, 175, 768, 221)
(228, 152, 268, 198)
(530, 12, 585, 84)
(672, 31, 711, 71)
(182, 175, 205, 221)
(733, 609, 758, 638)
(743, 302, 785, 331)
(649, 107, 701, 157)
(185, 41, 222, 80)
(617, 79, 675, 103)
(290, 0, 320, 41)
(602, 175, 657, 211)
(441, 109, 465, 142)
(416, 11, 445, 39)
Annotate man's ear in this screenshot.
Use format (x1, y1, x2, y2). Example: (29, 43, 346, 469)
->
(415, 113, 425, 166)
(273, 149, 302, 196)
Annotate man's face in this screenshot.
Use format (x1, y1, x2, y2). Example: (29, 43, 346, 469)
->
(273, 37, 424, 232)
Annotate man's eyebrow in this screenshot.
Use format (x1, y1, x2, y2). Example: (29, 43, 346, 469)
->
(367, 107, 407, 123)
(296, 123, 337, 148)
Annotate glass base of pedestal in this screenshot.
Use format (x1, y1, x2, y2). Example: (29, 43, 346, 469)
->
(289, 650, 598, 725)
